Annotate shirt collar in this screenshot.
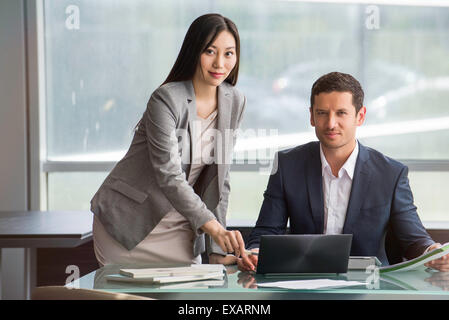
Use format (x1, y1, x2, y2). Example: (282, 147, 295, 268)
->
(320, 140, 359, 180)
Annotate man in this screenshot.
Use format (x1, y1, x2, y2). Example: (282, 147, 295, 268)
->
(239, 72, 448, 272)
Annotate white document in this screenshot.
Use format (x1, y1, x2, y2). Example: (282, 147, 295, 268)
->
(379, 242, 449, 273)
(257, 279, 366, 290)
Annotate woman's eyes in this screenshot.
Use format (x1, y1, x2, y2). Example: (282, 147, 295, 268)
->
(204, 49, 234, 57)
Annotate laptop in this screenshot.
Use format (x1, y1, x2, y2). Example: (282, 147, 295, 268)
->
(256, 234, 353, 275)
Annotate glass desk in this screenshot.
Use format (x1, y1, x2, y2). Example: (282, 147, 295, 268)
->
(71, 263, 449, 300)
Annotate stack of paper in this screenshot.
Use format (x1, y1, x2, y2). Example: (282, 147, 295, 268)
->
(105, 264, 225, 284)
(158, 279, 225, 289)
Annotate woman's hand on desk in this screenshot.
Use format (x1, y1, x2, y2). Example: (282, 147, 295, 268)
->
(201, 219, 255, 270)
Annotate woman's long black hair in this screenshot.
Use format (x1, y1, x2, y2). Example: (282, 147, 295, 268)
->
(135, 14, 240, 131)
(162, 13, 240, 86)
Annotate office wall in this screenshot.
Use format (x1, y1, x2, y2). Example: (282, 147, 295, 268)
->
(0, 0, 29, 300)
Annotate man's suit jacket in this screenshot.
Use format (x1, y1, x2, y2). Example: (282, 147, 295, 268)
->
(247, 141, 434, 265)
(90, 80, 246, 256)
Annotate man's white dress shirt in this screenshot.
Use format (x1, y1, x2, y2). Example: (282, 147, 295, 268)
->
(320, 141, 359, 235)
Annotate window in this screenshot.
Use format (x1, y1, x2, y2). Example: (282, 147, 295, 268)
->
(42, 0, 449, 225)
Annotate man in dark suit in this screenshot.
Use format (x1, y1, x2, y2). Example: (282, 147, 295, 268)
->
(239, 72, 449, 272)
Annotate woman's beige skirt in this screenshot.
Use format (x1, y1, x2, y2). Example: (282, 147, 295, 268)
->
(93, 109, 219, 267)
(93, 211, 201, 267)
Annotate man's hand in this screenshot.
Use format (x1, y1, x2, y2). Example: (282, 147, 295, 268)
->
(237, 248, 258, 272)
(424, 243, 449, 272)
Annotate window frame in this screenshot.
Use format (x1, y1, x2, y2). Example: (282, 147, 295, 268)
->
(31, 0, 449, 228)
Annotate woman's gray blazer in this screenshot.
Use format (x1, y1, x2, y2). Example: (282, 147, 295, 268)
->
(90, 80, 246, 257)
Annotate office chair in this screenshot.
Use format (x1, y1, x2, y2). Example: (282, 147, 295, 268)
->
(31, 286, 154, 300)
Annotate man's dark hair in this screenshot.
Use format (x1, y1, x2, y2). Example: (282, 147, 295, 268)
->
(310, 72, 364, 113)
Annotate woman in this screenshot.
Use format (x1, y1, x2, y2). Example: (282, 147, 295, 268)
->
(90, 13, 253, 269)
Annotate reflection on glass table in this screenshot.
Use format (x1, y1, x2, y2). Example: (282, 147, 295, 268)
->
(70, 263, 449, 300)
(237, 266, 449, 292)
